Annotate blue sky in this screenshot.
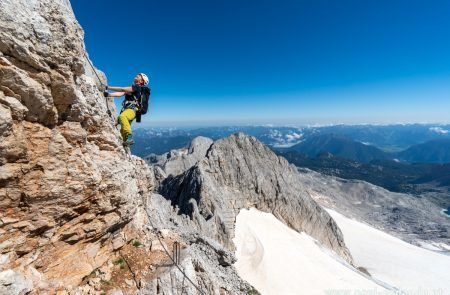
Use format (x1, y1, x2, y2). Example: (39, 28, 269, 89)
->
(71, 0, 450, 126)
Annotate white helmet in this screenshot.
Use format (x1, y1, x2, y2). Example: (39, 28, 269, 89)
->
(139, 73, 149, 85)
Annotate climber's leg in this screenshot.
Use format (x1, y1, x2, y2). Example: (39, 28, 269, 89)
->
(119, 108, 136, 141)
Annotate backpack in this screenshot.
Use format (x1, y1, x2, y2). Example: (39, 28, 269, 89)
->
(122, 85, 151, 123)
(138, 86, 151, 115)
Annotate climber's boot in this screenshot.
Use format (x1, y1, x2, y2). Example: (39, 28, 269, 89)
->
(123, 134, 135, 146)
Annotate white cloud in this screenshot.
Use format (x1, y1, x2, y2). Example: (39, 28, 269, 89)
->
(267, 129, 281, 139)
(286, 132, 302, 141)
(268, 130, 304, 147)
(429, 127, 449, 134)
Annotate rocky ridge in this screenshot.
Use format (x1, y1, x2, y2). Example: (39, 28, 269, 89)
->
(298, 168, 450, 249)
(152, 134, 354, 264)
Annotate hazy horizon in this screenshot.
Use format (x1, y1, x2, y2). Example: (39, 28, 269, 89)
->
(134, 120, 450, 129)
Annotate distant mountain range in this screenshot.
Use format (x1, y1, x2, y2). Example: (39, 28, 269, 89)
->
(308, 124, 450, 152)
(398, 138, 450, 164)
(285, 134, 391, 162)
(281, 134, 450, 164)
(276, 149, 450, 194)
(131, 124, 450, 164)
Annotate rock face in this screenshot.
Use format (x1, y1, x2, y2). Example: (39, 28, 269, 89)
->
(0, 0, 156, 292)
(156, 133, 353, 264)
(146, 136, 214, 188)
(157, 136, 214, 177)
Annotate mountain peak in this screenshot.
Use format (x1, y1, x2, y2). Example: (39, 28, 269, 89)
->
(157, 133, 353, 264)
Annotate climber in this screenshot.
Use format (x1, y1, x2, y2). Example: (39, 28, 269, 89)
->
(104, 73, 151, 146)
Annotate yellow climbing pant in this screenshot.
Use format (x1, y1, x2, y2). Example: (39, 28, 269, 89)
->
(118, 108, 136, 140)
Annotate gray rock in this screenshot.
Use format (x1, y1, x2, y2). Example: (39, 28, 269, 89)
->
(159, 132, 353, 264)
(298, 168, 450, 247)
(0, 93, 28, 121)
(111, 235, 126, 251)
(150, 239, 168, 252)
(150, 136, 214, 179)
(0, 104, 12, 136)
(150, 257, 200, 295)
(0, 269, 32, 295)
(145, 193, 256, 295)
(0, 254, 9, 265)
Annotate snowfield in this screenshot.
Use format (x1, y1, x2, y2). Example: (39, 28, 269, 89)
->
(234, 208, 450, 295)
(327, 209, 450, 291)
(233, 208, 388, 295)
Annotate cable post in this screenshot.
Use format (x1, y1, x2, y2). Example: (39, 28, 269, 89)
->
(173, 241, 181, 265)
(145, 208, 207, 295)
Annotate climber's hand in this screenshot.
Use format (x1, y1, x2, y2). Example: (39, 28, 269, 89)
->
(103, 91, 109, 98)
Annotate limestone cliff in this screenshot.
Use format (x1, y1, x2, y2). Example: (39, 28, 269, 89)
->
(0, 0, 156, 292)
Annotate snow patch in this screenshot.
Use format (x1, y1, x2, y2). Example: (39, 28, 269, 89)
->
(440, 208, 450, 218)
(327, 208, 450, 290)
(233, 208, 386, 294)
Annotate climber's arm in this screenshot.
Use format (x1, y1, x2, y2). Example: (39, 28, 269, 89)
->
(106, 86, 133, 93)
(106, 91, 125, 97)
